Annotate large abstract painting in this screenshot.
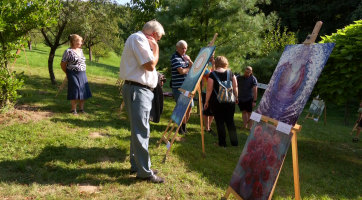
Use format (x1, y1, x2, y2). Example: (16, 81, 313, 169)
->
(180, 46, 216, 93)
(171, 94, 192, 126)
(229, 121, 292, 199)
(308, 99, 325, 116)
(256, 43, 335, 125)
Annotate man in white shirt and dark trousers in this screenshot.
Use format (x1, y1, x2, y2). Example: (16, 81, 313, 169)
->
(119, 20, 165, 183)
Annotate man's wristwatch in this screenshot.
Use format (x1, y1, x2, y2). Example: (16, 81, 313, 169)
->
(253, 100, 257, 102)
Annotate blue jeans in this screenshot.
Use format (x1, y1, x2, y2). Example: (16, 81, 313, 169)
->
(122, 84, 154, 178)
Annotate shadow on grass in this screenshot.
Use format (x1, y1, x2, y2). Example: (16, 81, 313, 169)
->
(28, 49, 62, 58)
(86, 61, 119, 75)
(18, 75, 122, 113)
(0, 146, 139, 186)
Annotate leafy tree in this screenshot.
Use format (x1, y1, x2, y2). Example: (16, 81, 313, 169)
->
(245, 51, 282, 84)
(260, 0, 360, 42)
(317, 20, 362, 124)
(125, 0, 164, 34)
(0, 0, 59, 109)
(156, 0, 276, 73)
(116, 5, 135, 48)
(245, 21, 298, 84)
(41, 0, 87, 84)
(28, 29, 44, 50)
(259, 21, 298, 57)
(91, 43, 111, 62)
(352, 0, 362, 20)
(81, 0, 121, 61)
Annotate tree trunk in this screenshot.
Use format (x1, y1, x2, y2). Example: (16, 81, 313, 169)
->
(89, 46, 92, 61)
(28, 40, 32, 50)
(41, 20, 67, 84)
(48, 47, 57, 85)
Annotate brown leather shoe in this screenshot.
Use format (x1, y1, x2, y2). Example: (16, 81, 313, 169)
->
(130, 169, 159, 175)
(137, 175, 165, 183)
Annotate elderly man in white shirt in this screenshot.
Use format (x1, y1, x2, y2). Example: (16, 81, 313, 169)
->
(120, 20, 165, 183)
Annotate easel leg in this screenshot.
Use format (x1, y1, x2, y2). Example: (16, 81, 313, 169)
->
(10, 49, 21, 71)
(291, 130, 301, 200)
(22, 46, 31, 75)
(316, 115, 321, 123)
(119, 102, 125, 115)
(222, 186, 232, 199)
(166, 123, 176, 140)
(158, 120, 172, 147)
(222, 186, 243, 200)
(166, 125, 182, 156)
(197, 87, 205, 156)
(350, 123, 358, 135)
(269, 156, 286, 200)
(303, 113, 309, 122)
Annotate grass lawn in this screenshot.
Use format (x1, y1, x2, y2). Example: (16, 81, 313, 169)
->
(1, 44, 362, 199)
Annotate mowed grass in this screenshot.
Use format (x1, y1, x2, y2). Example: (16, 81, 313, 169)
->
(0, 44, 362, 199)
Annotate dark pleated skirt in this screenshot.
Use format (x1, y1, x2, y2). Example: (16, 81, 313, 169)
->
(66, 69, 92, 100)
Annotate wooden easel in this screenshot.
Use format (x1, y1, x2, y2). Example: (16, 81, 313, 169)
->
(158, 34, 218, 159)
(10, 45, 31, 74)
(223, 115, 302, 200)
(303, 98, 327, 125)
(157, 91, 201, 157)
(55, 76, 68, 97)
(223, 21, 323, 200)
(115, 78, 125, 115)
(115, 78, 124, 95)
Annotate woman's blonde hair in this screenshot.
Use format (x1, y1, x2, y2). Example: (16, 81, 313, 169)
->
(215, 56, 229, 69)
(69, 34, 83, 47)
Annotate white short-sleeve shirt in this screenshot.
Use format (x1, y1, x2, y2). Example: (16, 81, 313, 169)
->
(119, 31, 158, 88)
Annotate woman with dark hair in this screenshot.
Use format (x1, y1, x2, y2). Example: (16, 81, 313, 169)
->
(60, 34, 92, 115)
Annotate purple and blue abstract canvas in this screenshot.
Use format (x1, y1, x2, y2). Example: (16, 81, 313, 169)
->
(256, 43, 335, 125)
(171, 94, 192, 126)
(229, 121, 292, 199)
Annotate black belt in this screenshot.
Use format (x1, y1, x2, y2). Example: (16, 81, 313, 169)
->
(124, 80, 154, 92)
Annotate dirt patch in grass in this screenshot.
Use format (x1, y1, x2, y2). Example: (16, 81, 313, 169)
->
(98, 156, 115, 162)
(89, 132, 110, 138)
(78, 183, 99, 193)
(175, 137, 186, 142)
(0, 105, 52, 126)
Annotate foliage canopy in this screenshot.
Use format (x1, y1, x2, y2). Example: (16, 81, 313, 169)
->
(0, 0, 59, 109)
(260, 0, 361, 42)
(155, 0, 276, 73)
(317, 20, 362, 105)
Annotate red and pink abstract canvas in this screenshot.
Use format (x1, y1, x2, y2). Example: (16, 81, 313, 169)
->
(229, 121, 292, 199)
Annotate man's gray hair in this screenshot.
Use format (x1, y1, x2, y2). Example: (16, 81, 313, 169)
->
(176, 40, 187, 47)
(142, 20, 165, 36)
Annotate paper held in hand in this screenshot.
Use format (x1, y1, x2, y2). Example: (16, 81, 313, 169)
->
(276, 121, 292, 135)
(184, 91, 189, 97)
(250, 112, 262, 122)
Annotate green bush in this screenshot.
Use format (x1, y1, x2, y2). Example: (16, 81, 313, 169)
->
(241, 21, 297, 84)
(244, 51, 282, 84)
(317, 20, 362, 105)
(0, 69, 25, 111)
